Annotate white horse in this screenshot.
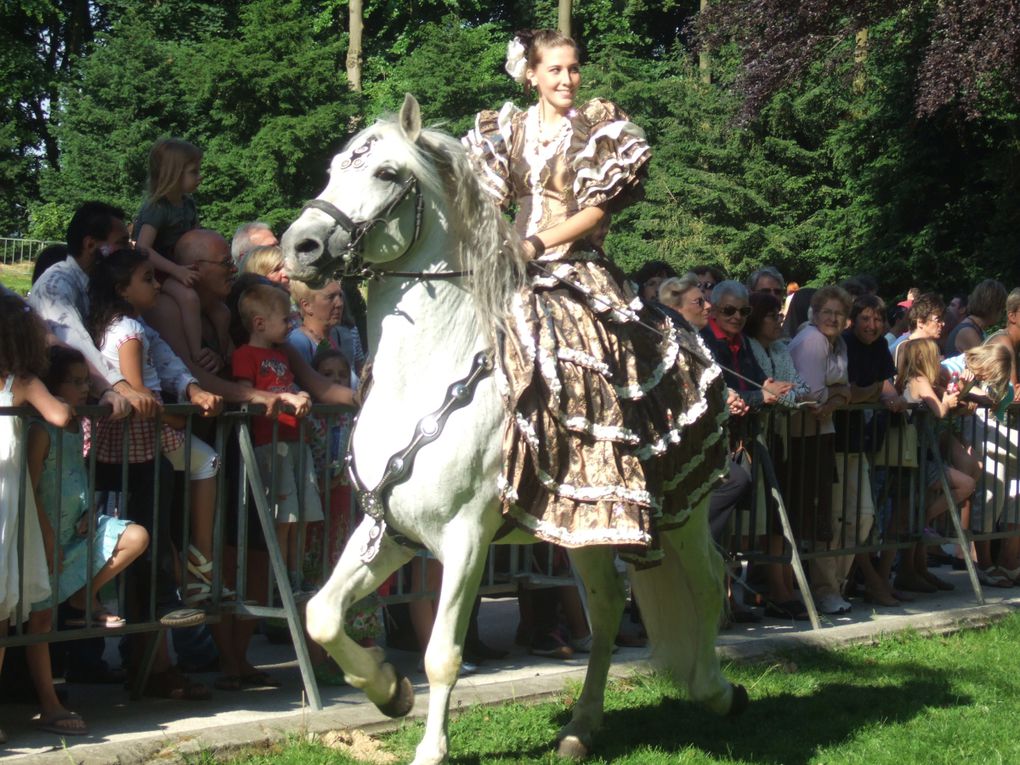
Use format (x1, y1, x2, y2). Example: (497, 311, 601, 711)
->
(281, 94, 746, 765)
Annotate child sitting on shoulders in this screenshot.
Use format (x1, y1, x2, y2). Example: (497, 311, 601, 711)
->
(134, 138, 205, 364)
(232, 285, 355, 596)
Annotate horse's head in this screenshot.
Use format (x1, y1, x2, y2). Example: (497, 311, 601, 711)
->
(281, 94, 431, 287)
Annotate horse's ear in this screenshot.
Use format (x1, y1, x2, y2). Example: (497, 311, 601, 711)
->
(399, 93, 422, 143)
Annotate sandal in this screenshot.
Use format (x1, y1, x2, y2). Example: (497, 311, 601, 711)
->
(142, 668, 212, 701)
(978, 566, 1014, 588)
(157, 607, 207, 628)
(36, 710, 88, 736)
(764, 599, 810, 620)
(214, 675, 242, 691)
(186, 545, 236, 602)
(240, 670, 282, 688)
(65, 606, 126, 629)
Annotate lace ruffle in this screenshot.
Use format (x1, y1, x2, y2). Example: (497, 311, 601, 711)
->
(570, 98, 651, 209)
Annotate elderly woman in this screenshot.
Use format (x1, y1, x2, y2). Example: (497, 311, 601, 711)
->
(287, 279, 365, 377)
(788, 285, 853, 615)
(744, 292, 811, 614)
(238, 244, 290, 291)
(658, 274, 710, 330)
(700, 281, 790, 411)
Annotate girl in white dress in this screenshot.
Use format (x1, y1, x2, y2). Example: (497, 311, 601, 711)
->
(0, 293, 83, 737)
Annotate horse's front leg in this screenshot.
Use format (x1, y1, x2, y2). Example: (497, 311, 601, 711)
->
(557, 545, 626, 760)
(306, 518, 415, 714)
(411, 523, 495, 765)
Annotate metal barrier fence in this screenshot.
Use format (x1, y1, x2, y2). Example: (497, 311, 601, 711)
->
(0, 401, 1016, 708)
(0, 237, 61, 265)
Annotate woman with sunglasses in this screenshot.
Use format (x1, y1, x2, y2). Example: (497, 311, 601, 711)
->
(700, 281, 792, 411)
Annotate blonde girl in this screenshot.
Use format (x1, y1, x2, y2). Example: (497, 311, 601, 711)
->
(894, 337, 975, 593)
(134, 138, 205, 365)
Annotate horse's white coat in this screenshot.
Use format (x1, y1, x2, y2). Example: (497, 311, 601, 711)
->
(283, 95, 738, 765)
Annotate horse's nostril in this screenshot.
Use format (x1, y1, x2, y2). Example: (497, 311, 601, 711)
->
(295, 238, 321, 255)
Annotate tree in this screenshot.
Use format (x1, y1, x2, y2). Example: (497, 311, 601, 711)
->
(558, 0, 571, 36)
(347, 0, 364, 91)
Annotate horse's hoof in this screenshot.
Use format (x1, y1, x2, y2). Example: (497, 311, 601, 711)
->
(557, 734, 591, 760)
(376, 670, 415, 718)
(727, 683, 749, 717)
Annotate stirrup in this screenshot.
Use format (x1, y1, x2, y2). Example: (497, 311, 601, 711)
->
(187, 544, 236, 600)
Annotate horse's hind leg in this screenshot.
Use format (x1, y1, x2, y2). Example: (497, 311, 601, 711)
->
(557, 545, 625, 760)
(306, 517, 415, 714)
(631, 495, 746, 716)
(411, 524, 495, 765)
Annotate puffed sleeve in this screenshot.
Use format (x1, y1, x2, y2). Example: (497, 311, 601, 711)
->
(571, 98, 651, 211)
(462, 101, 521, 210)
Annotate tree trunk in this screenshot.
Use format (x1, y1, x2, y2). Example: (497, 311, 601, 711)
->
(699, 0, 711, 83)
(347, 0, 363, 92)
(558, 0, 571, 38)
(853, 27, 869, 94)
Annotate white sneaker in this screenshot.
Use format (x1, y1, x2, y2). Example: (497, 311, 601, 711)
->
(816, 594, 852, 615)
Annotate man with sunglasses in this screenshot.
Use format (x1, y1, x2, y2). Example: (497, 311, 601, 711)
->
(748, 266, 787, 300)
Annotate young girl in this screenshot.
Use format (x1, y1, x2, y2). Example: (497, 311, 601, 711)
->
(27, 346, 150, 628)
(134, 138, 205, 365)
(894, 337, 976, 593)
(0, 294, 82, 737)
(88, 248, 229, 607)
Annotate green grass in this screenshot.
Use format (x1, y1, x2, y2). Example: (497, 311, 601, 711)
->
(0, 262, 34, 295)
(214, 614, 1020, 764)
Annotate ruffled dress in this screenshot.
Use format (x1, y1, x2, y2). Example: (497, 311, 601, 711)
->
(463, 99, 729, 566)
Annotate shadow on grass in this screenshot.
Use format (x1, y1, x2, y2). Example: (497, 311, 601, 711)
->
(447, 649, 971, 764)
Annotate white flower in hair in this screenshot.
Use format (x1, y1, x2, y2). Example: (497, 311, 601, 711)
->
(505, 37, 528, 84)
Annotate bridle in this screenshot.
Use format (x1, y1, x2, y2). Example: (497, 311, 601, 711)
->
(299, 169, 469, 283)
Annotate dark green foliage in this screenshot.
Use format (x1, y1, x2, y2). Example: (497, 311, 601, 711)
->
(4, 1, 1020, 299)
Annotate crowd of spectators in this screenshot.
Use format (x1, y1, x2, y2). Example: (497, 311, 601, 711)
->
(1, 170, 1019, 740)
(651, 261, 1020, 621)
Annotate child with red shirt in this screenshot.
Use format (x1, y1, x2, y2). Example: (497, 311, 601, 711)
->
(232, 284, 325, 595)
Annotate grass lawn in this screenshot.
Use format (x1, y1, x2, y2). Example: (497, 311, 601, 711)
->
(206, 614, 1020, 764)
(0, 261, 34, 295)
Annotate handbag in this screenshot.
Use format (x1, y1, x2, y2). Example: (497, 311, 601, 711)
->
(872, 416, 919, 468)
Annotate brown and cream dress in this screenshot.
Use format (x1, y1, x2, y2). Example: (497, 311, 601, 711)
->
(463, 98, 728, 566)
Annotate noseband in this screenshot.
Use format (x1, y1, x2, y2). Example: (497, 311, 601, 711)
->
(300, 172, 425, 276)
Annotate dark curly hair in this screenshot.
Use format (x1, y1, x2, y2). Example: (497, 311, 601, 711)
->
(0, 293, 50, 379)
(43, 345, 87, 393)
(87, 248, 149, 346)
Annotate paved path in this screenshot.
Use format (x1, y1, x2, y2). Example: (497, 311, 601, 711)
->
(3, 568, 1018, 764)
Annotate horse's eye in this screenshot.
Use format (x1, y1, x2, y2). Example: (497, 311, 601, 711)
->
(374, 166, 399, 182)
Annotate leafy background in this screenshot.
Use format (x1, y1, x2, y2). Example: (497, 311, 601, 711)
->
(3, 0, 1019, 297)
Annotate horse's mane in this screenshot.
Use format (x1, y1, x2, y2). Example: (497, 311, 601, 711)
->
(357, 119, 527, 344)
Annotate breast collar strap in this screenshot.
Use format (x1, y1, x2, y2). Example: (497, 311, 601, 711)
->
(347, 350, 495, 561)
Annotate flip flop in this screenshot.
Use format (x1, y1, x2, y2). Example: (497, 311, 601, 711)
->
(240, 670, 282, 688)
(214, 675, 243, 691)
(36, 710, 88, 736)
(65, 607, 126, 629)
(157, 607, 207, 628)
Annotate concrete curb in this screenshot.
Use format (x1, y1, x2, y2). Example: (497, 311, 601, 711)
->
(17, 599, 1018, 765)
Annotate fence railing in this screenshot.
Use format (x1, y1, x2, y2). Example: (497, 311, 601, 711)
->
(0, 400, 1016, 709)
(0, 237, 62, 265)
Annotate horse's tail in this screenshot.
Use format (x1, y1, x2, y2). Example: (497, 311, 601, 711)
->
(629, 496, 736, 715)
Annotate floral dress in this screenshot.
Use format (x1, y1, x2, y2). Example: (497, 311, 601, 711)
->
(463, 98, 729, 566)
(31, 421, 133, 610)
